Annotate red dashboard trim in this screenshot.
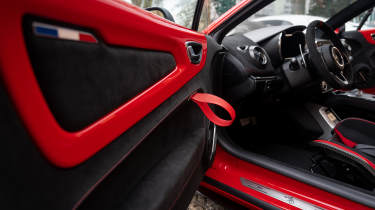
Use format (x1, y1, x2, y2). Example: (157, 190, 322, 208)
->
(0, 0, 207, 167)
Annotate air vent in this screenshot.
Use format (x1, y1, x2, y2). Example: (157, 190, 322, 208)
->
(249, 46, 268, 68)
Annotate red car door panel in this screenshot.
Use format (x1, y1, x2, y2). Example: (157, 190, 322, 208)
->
(343, 29, 375, 92)
(360, 29, 375, 45)
(1, 0, 207, 167)
(359, 29, 375, 93)
(0, 0, 224, 209)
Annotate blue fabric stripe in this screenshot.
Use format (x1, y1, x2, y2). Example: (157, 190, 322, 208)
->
(35, 26, 58, 37)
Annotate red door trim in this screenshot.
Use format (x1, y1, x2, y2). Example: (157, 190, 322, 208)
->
(0, 0, 207, 167)
(360, 29, 375, 45)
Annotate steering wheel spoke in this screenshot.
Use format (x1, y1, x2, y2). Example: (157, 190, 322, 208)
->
(332, 71, 350, 85)
(306, 20, 353, 89)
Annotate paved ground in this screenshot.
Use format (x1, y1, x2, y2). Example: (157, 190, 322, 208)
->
(188, 191, 225, 210)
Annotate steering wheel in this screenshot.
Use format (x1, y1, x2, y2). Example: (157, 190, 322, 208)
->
(306, 20, 353, 89)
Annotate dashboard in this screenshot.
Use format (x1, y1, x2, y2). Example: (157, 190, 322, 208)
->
(221, 25, 312, 102)
(244, 25, 307, 66)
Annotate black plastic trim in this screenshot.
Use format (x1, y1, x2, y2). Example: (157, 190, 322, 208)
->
(327, 0, 375, 30)
(191, 0, 204, 31)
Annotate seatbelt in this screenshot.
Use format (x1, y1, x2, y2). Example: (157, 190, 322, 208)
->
(191, 93, 235, 127)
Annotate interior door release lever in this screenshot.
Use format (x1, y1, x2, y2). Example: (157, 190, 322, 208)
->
(186, 41, 202, 64)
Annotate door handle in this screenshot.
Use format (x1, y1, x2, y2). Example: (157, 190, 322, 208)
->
(371, 33, 375, 41)
(185, 41, 202, 64)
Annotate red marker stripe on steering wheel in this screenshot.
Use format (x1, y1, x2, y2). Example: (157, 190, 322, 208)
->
(191, 93, 236, 127)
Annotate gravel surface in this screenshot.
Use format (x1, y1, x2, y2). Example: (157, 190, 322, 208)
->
(188, 191, 225, 210)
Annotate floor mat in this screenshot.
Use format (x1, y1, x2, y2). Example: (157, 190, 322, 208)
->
(250, 143, 316, 170)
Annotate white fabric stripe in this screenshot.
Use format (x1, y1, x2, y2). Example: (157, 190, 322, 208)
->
(57, 28, 80, 41)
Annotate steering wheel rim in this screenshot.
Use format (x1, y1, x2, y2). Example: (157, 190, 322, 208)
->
(306, 20, 353, 89)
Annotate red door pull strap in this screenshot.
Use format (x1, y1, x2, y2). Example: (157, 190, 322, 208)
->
(191, 93, 236, 127)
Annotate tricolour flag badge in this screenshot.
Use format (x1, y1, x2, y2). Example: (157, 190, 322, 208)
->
(32, 22, 98, 44)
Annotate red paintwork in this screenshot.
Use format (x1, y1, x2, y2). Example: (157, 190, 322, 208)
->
(363, 87, 375, 94)
(202, 0, 252, 35)
(191, 93, 236, 127)
(200, 182, 261, 210)
(202, 146, 372, 209)
(360, 29, 375, 45)
(79, 33, 97, 43)
(0, 0, 208, 167)
(359, 29, 375, 94)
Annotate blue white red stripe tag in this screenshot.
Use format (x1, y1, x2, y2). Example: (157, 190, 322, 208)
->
(32, 22, 98, 43)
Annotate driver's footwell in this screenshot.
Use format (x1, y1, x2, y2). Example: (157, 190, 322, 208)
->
(247, 143, 316, 170)
(225, 103, 375, 192)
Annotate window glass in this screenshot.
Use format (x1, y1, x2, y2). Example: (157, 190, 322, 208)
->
(124, 0, 241, 31)
(123, 0, 198, 28)
(230, 0, 356, 35)
(346, 8, 375, 31)
(199, 0, 241, 31)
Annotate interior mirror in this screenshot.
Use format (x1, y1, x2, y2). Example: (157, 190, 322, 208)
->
(145, 7, 175, 22)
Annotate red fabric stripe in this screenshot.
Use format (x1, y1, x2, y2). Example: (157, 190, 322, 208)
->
(334, 128, 357, 148)
(334, 117, 375, 147)
(191, 93, 235, 127)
